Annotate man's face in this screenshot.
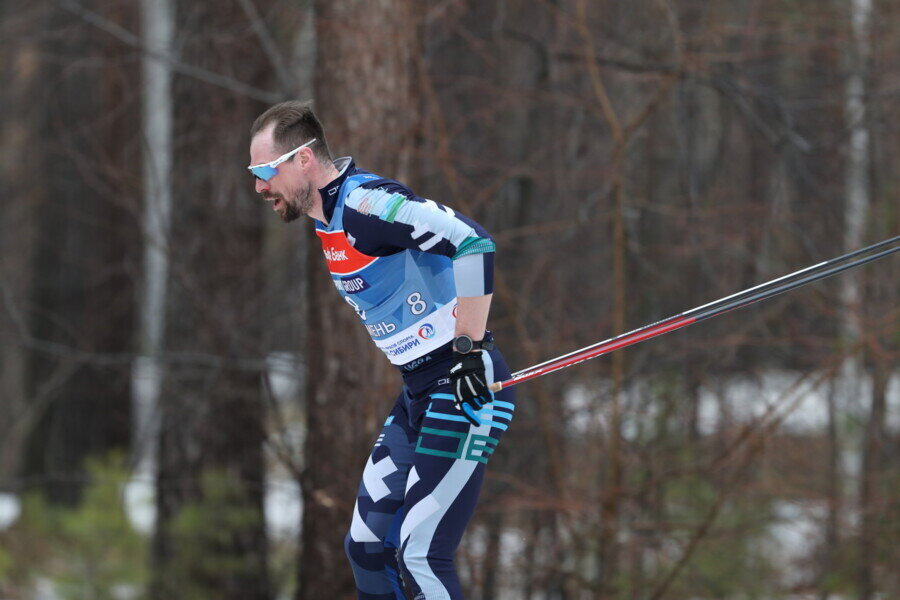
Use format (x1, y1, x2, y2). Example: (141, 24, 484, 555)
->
(249, 126, 315, 223)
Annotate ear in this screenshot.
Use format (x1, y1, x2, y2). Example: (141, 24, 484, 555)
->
(300, 148, 315, 169)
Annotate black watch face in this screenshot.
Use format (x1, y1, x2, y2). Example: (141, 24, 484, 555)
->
(454, 336, 474, 353)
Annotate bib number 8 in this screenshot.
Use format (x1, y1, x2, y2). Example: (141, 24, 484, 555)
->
(345, 296, 366, 320)
(407, 292, 427, 315)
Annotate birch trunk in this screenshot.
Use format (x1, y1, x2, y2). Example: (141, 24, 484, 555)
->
(841, 0, 871, 361)
(129, 0, 174, 528)
(841, 1, 876, 598)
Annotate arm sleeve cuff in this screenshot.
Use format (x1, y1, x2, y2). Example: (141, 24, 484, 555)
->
(453, 252, 495, 297)
(452, 236, 496, 259)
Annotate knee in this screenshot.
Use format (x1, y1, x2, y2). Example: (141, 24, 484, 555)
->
(345, 529, 376, 582)
(345, 522, 378, 565)
(397, 541, 427, 581)
(346, 507, 389, 565)
(344, 529, 355, 560)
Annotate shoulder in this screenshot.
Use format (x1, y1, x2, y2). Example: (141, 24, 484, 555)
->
(343, 176, 420, 222)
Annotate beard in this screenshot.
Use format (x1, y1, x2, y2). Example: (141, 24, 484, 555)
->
(267, 181, 314, 223)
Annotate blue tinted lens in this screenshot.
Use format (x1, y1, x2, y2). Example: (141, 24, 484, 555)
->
(251, 165, 277, 181)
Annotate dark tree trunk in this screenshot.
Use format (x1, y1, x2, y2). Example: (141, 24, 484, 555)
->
(0, 0, 39, 486)
(295, 1, 421, 597)
(857, 360, 888, 600)
(149, 2, 276, 598)
(21, 0, 138, 505)
(818, 382, 841, 600)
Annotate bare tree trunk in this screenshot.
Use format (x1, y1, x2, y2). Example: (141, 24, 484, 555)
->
(858, 360, 887, 600)
(480, 513, 503, 599)
(21, 0, 137, 505)
(0, 0, 39, 490)
(150, 2, 276, 597)
(818, 382, 842, 600)
(296, 1, 420, 597)
(840, 0, 871, 375)
(841, 1, 874, 598)
(597, 147, 625, 600)
(129, 0, 174, 534)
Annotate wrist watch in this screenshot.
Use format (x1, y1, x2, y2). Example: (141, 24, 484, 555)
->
(452, 334, 495, 354)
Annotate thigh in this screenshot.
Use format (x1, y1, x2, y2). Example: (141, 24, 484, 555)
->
(349, 392, 420, 545)
(400, 348, 516, 548)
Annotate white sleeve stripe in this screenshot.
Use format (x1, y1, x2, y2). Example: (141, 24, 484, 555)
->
(418, 233, 443, 251)
(392, 199, 475, 248)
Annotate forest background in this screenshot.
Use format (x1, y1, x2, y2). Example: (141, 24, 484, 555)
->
(0, 0, 898, 598)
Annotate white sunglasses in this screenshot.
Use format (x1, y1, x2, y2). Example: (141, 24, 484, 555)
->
(248, 138, 317, 181)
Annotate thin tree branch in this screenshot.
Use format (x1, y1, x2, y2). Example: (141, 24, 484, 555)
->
(575, 0, 622, 144)
(56, 0, 285, 104)
(234, 0, 293, 95)
(1, 274, 268, 372)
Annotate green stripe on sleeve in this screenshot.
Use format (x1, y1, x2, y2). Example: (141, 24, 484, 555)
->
(381, 194, 407, 223)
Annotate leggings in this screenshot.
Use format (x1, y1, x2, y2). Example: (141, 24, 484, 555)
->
(344, 344, 516, 599)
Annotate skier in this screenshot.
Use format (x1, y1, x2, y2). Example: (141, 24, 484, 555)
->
(249, 101, 516, 599)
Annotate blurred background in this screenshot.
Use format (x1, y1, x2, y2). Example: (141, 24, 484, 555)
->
(1, 0, 898, 598)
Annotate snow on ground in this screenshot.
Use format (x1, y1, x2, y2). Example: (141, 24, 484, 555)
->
(697, 370, 900, 435)
(764, 500, 828, 588)
(560, 369, 899, 597)
(123, 475, 155, 535)
(14, 361, 900, 596)
(564, 370, 900, 438)
(265, 477, 303, 541)
(123, 352, 306, 538)
(0, 491, 21, 530)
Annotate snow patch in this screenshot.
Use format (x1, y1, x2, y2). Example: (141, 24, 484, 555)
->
(0, 492, 21, 530)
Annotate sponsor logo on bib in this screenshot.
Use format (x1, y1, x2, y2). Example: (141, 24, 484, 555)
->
(316, 230, 378, 274)
(337, 275, 370, 294)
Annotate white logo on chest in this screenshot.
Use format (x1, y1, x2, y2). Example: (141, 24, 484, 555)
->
(323, 248, 348, 261)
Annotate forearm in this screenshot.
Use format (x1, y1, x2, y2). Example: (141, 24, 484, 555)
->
(450, 251, 495, 425)
(454, 294, 493, 341)
(452, 249, 494, 342)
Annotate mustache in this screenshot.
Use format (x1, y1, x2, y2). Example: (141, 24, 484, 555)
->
(262, 192, 283, 201)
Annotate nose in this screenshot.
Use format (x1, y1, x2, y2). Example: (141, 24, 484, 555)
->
(255, 176, 269, 195)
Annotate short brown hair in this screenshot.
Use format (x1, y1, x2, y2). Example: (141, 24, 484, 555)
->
(250, 101, 332, 163)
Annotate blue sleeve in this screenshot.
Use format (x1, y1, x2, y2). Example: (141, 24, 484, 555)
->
(342, 179, 495, 296)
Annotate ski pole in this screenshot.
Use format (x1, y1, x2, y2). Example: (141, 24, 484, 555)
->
(490, 236, 899, 392)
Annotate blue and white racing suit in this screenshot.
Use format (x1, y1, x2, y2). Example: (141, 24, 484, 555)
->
(315, 158, 516, 599)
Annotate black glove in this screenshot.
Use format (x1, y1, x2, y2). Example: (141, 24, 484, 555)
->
(449, 352, 493, 426)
